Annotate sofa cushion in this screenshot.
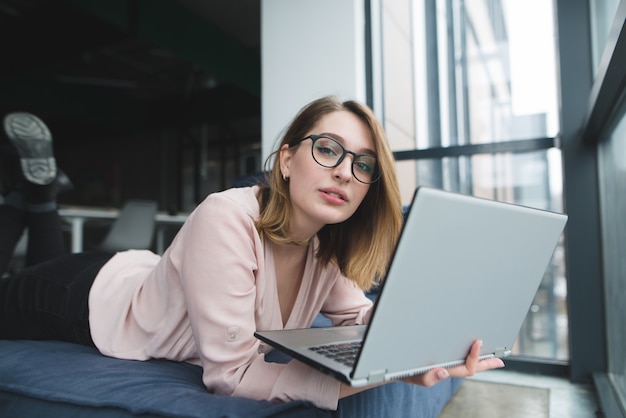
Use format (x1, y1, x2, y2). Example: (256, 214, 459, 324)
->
(0, 339, 461, 417)
(0, 340, 327, 418)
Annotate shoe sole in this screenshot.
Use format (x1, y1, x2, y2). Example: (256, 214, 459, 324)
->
(3, 112, 56, 185)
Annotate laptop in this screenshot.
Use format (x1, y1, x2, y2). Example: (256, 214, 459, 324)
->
(255, 187, 568, 387)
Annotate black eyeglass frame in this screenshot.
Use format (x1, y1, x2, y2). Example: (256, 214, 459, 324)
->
(301, 134, 381, 184)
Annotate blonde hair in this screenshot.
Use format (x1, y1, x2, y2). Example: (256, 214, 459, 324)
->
(256, 96, 403, 290)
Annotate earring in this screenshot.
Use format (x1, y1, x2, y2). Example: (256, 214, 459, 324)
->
(282, 173, 288, 181)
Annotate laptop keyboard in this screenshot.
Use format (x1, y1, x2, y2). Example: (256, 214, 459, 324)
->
(309, 341, 362, 367)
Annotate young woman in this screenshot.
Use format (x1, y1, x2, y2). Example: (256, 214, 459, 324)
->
(0, 98, 503, 410)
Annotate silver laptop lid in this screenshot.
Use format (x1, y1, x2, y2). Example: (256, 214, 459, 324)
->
(352, 187, 567, 381)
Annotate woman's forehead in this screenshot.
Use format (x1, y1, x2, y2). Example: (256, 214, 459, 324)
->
(312, 111, 374, 150)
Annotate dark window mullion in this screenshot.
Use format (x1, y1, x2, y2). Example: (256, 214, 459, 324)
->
(393, 136, 556, 161)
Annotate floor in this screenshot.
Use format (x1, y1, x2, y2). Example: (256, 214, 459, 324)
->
(467, 369, 601, 418)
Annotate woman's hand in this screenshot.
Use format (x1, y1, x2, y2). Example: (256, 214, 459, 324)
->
(402, 339, 505, 387)
(339, 340, 504, 399)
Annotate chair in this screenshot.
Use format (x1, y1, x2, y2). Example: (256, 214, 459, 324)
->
(99, 199, 158, 252)
(4, 231, 27, 277)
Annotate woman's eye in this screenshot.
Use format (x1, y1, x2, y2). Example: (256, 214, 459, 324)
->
(317, 146, 337, 156)
(355, 161, 374, 173)
(315, 139, 342, 156)
(354, 156, 376, 173)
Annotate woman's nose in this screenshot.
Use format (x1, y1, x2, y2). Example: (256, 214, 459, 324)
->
(332, 156, 353, 182)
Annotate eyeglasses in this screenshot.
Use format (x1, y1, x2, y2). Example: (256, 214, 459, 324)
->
(301, 135, 380, 184)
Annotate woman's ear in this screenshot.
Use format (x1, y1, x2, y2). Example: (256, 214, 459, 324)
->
(279, 144, 292, 179)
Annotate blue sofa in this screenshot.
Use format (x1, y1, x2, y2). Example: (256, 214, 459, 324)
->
(0, 338, 461, 417)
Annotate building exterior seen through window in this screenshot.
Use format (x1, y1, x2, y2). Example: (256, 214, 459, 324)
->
(376, 0, 566, 359)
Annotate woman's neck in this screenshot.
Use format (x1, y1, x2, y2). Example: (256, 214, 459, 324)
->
(272, 240, 310, 327)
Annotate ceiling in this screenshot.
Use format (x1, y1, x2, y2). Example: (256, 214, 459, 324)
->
(0, 0, 261, 143)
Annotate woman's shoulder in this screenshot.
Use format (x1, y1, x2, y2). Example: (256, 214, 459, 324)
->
(196, 185, 261, 221)
(168, 186, 263, 253)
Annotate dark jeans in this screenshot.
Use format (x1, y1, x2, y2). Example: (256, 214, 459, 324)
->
(0, 251, 113, 346)
(0, 205, 113, 346)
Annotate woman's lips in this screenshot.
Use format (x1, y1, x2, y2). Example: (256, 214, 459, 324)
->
(319, 188, 348, 204)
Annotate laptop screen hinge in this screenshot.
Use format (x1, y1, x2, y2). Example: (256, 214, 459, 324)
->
(367, 369, 387, 384)
(495, 347, 510, 358)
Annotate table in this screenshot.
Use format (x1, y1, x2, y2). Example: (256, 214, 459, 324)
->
(58, 206, 188, 254)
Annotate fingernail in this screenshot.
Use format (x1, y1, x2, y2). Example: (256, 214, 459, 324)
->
(436, 370, 449, 380)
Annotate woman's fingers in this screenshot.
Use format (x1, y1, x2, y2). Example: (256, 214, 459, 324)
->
(463, 339, 481, 376)
(403, 340, 505, 386)
(448, 340, 505, 377)
(405, 368, 450, 387)
(476, 357, 505, 372)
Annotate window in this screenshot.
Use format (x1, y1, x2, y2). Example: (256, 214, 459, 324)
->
(588, 0, 626, 410)
(375, 0, 565, 360)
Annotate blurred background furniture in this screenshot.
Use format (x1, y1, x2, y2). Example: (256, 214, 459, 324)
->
(98, 199, 158, 252)
(59, 204, 187, 254)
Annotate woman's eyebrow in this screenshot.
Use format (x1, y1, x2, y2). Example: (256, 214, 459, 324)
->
(319, 132, 377, 155)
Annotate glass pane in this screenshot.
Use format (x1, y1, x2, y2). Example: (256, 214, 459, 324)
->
(404, 0, 559, 149)
(597, 100, 626, 401)
(590, 0, 621, 75)
(410, 149, 568, 359)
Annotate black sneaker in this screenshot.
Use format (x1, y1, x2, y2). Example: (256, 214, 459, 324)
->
(3, 112, 57, 186)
